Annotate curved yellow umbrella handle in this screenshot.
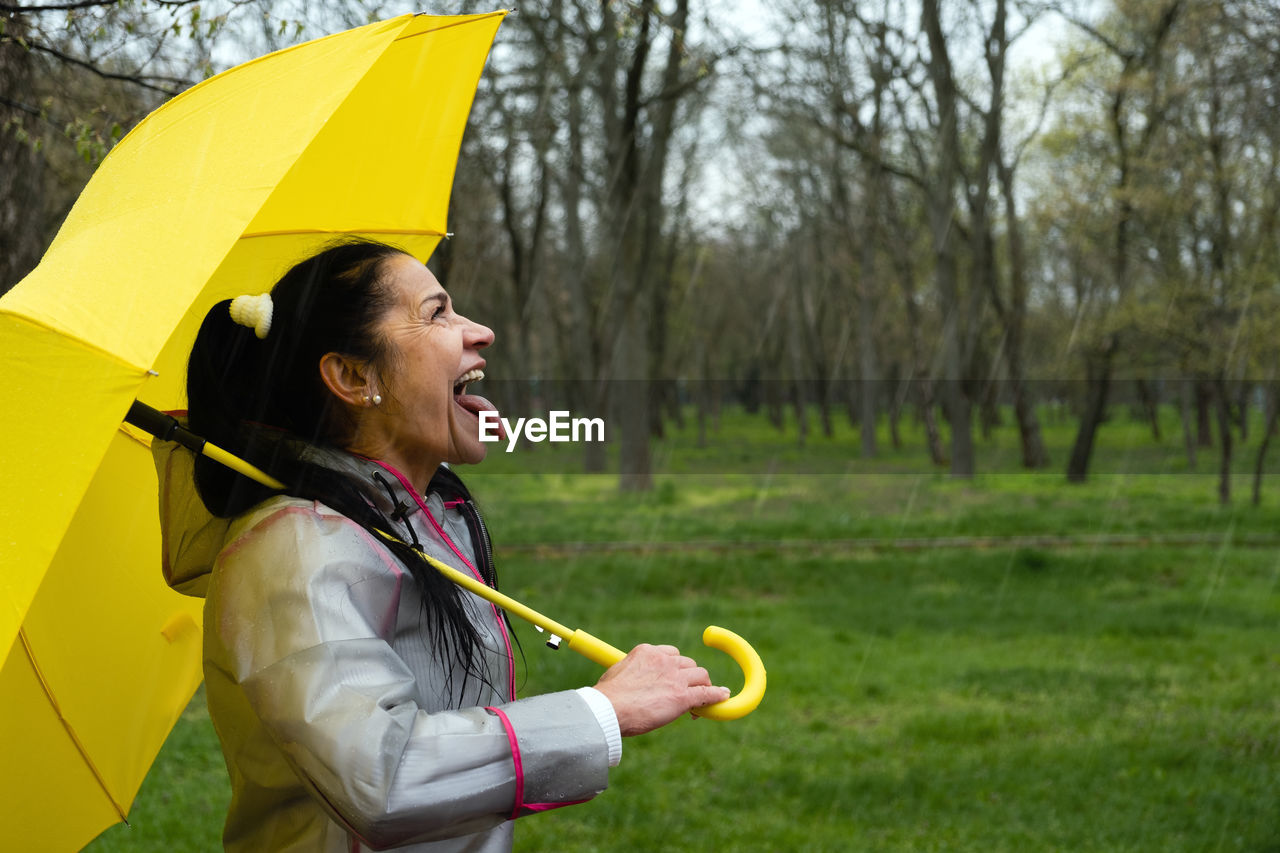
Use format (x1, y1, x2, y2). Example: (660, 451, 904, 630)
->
(692, 626, 767, 721)
(565, 625, 766, 720)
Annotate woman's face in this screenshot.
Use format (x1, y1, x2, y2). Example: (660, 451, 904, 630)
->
(367, 254, 497, 481)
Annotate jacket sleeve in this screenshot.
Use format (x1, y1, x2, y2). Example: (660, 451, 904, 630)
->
(207, 502, 610, 848)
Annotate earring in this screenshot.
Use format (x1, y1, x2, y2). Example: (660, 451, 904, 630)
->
(372, 394, 382, 406)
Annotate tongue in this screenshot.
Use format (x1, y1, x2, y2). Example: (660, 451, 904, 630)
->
(456, 392, 505, 440)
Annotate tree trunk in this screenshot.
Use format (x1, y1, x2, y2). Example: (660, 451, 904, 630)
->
(1066, 342, 1116, 483)
(944, 380, 974, 476)
(877, 122, 942, 466)
(1179, 378, 1197, 472)
(1215, 376, 1232, 505)
(920, 381, 946, 467)
(857, 304, 877, 456)
(855, 162, 879, 458)
(648, 383, 667, 440)
(1252, 383, 1278, 506)
(695, 368, 710, 450)
(888, 375, 903, 451)
(818, 382, 835, 440)
(791, 381, 809, 449)
(583, 379, 609, 474)
(1236, 382, 1249, 443)
(922, 0, 972, 478)
(598, 0, 692, 490)
(555, 33, 606, 474)
(766, 375, 784, 431)
(1012, 386, 1046, 468)
(979, 377, 1001, 440)
(616, 315, 652, 491)
(996, 154, 1049, 469)
(1135, 378, 1162, 441)
(1196, 379, 1214, 447)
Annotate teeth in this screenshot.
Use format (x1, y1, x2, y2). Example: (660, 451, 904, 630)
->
(454, 368, 484, 393)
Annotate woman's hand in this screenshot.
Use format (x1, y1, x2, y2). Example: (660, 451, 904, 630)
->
(593, 644, 731, 736)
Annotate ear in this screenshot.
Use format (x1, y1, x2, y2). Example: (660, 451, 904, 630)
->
(319, 352, 377, 407)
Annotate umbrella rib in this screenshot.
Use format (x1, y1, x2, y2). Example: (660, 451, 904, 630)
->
(396, 11, 507, 41)
(0, 309, 145, 374)
(16, 626, 129, 822)
(240, 228, 448, 239)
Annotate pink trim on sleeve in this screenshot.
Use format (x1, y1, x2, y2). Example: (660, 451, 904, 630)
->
(485, 706, 524, 819)
(520, 799, 592, 813)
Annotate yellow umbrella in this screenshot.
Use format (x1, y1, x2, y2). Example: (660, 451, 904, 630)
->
(0, 11, 505, 849)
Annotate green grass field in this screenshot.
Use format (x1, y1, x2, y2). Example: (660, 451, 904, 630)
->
(87, 406, 1280, 851)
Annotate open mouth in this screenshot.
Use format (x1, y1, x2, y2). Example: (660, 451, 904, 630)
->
(452, 368, 503, 440)
(453, 368, 484, 398)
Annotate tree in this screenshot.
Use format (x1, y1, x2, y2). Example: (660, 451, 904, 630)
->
(965, 0, 1051, 469)
(1051, 0, 1185, 483)
(1, 0, 367, 291)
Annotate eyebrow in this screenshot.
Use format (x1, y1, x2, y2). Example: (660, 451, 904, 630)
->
(421, 293, 448, 311)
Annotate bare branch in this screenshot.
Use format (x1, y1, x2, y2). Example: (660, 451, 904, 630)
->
(4, 36, 191, 95)
(1056, 7, 1128, 58)
(0, 93, 40, 116)
(0, 0, 119, 11)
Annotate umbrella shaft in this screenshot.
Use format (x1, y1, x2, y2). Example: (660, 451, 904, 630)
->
(127, 401, 627, 669)
(125, 401, 285, 489)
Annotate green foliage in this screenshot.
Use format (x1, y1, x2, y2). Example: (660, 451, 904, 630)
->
(66, 116, 110, 164)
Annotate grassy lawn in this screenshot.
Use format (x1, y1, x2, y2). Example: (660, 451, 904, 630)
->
(87, 406, 1280, 851)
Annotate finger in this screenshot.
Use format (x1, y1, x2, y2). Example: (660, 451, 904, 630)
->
(693, 685, 732, 705)
(676, 655, 698, 669)
(686, 666, 712, 686)
(652, 644, 680, 656)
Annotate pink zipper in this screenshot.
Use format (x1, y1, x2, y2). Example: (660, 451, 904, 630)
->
(370, 461, 518, 701)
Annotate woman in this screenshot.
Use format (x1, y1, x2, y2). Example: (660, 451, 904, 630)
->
(157, 239, 728, 852)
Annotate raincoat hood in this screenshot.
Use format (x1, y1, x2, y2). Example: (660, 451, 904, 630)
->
(153, 437, 230, 598)
(153, 435, 419, 597)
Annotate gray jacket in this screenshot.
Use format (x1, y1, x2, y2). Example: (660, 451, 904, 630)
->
(156, 441, 614, 852)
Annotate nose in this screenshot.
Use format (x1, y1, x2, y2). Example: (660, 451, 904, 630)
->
(463, 315, 494, 350)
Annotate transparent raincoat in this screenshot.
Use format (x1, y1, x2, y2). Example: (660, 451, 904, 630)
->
(154, 441, 618, 851)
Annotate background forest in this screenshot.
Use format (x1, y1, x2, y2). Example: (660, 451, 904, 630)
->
(4, 0, 1280, 496)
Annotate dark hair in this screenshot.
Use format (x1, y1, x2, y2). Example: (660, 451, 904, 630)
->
(186, 238, 499, 697)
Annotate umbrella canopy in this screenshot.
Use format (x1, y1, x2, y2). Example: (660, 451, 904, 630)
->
(0, 11, 505, 849)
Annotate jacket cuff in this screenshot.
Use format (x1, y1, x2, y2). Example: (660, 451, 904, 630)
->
(487, 691, 610, 816)
(574, 687, 623, 766)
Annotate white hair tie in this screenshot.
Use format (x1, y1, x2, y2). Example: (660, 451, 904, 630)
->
(229, 293, 274, 339)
